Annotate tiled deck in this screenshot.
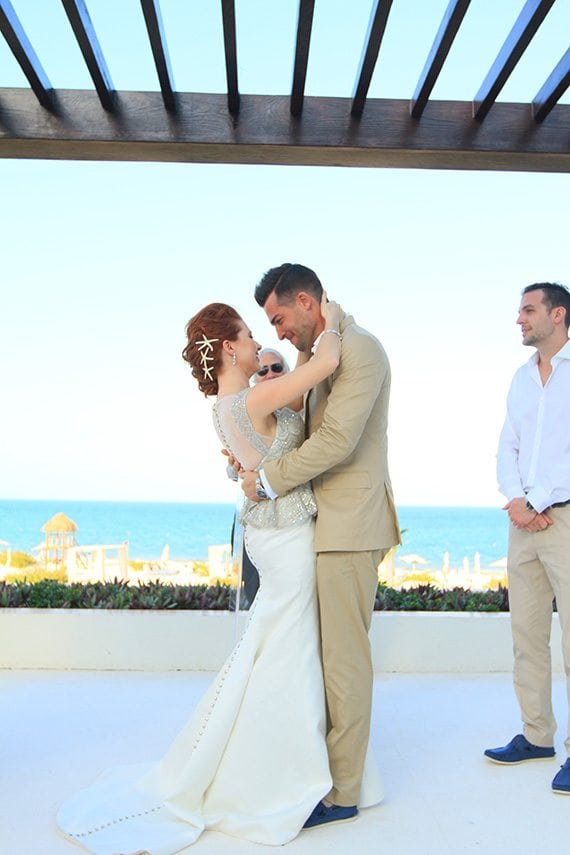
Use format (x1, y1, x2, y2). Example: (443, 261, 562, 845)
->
(2, 670, 568, 855)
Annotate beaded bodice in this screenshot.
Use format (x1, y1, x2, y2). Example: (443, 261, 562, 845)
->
(213, 389, 316, 529)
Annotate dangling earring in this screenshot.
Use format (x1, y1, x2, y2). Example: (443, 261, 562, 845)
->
(232, 353, 237, 367)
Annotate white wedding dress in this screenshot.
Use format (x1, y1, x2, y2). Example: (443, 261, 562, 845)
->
(57, 390, 383, 854)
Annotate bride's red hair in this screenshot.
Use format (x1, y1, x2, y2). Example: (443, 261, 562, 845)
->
(182, 303, 242, 396)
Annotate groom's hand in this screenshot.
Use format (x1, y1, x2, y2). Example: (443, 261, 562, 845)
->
(241, 470, 261, 502)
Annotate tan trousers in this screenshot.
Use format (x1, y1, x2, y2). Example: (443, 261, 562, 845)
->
(507, 505, 570, 752)
(316, 548, 385, 806)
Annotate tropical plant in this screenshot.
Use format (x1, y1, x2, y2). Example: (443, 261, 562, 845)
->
(0, 579, 512, 612)
(0, 579, 233, 610)
(374, 583, 509, 612)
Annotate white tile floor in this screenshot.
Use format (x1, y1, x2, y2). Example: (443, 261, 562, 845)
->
(1, 670, 568, 855)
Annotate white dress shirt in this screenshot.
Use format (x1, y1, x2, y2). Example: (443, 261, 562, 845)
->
(497, 340, 570, 513)
(258, 468, 278, 500)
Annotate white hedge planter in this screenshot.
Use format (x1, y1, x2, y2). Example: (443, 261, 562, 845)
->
(0, 609, 563, 673)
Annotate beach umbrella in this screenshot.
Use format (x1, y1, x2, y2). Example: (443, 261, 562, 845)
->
(490, 557, 508, 568)
(400, 553, 429, 570)
(442, 551, 450, 571)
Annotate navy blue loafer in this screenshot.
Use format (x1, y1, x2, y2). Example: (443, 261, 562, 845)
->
(303, 802, 358, 829)
(484, 733, 555, 764)
(552, 758, 570, 794)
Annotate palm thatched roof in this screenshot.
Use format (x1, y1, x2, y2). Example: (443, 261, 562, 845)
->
(41, 512, 78, 534)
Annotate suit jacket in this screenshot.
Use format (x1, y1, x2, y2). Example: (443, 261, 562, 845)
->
(263, 310, 401, 552)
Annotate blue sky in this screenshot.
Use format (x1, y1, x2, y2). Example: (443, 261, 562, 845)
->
(1, 0, 569, 506)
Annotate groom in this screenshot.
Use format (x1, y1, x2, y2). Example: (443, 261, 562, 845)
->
(241, 263, 400, 828)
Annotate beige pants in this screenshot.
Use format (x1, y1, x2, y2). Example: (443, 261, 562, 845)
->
(507, 505, 570, 752)
(316, 548, 386, 806)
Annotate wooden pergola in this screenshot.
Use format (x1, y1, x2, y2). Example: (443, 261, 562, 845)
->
(0, 0, 568, 172)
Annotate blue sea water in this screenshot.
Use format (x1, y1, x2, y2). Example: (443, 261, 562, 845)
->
(397, 506, 507, 568)
(0, 499, 508, 566)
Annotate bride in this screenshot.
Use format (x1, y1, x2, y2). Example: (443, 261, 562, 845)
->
(57, 296, 348, 853)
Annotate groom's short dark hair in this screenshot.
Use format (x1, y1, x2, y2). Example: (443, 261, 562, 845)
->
(255, 263, 323, 307)
(522, 282, 570, 330)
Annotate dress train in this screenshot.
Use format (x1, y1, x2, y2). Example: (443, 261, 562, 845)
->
(57, 518, 333, 853)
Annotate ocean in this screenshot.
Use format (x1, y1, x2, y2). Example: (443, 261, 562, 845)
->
(0, 500, 508, 567)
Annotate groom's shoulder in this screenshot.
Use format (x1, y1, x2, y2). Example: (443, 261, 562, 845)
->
(343, 316, 387, 361)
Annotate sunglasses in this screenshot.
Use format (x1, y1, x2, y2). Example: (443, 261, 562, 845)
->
(257, 363, 284, 377)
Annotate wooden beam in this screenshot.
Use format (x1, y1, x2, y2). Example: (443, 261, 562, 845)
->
(351, 0, 393, 118)
(473, 0, 556, 121)
(0, 89, 568, 173)
(532, 47, 570, 123)
(291, 0, 315, 117)
(140, 0, 176, 112)
(61, 0, 116, 112)
(221, 0, 239, 116)
(0, 0, 54, 110)
(410, 0, 471, 119)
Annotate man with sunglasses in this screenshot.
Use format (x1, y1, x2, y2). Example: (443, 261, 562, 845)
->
(240, 262, 400, 829)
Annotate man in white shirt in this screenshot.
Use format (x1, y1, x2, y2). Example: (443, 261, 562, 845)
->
(485, 282, 570, 795)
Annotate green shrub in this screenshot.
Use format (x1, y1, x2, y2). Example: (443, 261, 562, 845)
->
(373, 583, 509, 613)
(0, 579, 233, 610)
(0, 580, 511, 612)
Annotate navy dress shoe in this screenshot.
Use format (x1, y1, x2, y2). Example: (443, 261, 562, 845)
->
(484, 733, 555, 764)
(303, 801, 358, 829)
(552, 758, 570, 794)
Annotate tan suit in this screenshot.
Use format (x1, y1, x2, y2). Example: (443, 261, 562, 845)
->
(264, 310, 400, 805)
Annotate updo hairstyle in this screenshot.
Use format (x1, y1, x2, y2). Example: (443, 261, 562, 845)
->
(182, 303, 243, 396)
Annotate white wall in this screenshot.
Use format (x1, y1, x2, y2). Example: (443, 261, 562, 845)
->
(0, 610, 563, 673)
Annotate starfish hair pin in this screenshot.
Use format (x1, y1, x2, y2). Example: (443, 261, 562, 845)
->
(195, 335, 219, 380)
